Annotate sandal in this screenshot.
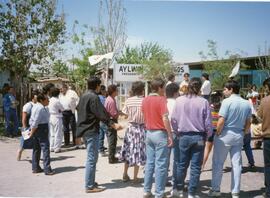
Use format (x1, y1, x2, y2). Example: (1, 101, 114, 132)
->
(122, 174, 130, 182)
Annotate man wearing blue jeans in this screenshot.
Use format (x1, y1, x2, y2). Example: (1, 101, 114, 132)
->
(209, 80, 251, 198)
(142, 78, 173, 198)
(171, 77, 212, 198)
(257, 78, 270, 198)
(76, 76, 121, 193)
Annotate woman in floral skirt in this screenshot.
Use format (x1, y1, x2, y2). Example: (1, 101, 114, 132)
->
(119, 81, 146, 183)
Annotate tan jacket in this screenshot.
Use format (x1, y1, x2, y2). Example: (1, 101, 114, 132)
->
(257, 96, 270, 138)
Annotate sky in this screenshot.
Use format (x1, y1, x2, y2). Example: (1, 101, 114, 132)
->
(57, 0, 270, 63)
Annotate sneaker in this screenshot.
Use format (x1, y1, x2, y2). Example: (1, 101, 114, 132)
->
(188, 194, 200, 198)
(45, 170, 55, 176)
(85, 186, 106, 193)
(248, 164, 256, 172)
(231, 193, 239, 198)
(143, 192, 153, 198)
(99, 151, 106, 157)
(55, 148, 61, 153)
(32, 168, 44, 174)
(208, 190, 221, 197)
(170, 189, 184, 197)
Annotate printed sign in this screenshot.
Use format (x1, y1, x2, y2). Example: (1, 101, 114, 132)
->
(113, 63, 189, 82)
(114, 64, 143, 82)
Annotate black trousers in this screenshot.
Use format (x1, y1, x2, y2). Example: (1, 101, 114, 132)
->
(62, 110, 76, 145)
(107, 121, 117, 160)
(32, 124, 51, 173)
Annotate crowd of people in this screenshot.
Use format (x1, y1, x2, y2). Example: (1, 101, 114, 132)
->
(1, 73, 270, 198)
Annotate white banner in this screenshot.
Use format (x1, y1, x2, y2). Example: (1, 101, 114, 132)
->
(88, 52, 114, 65)
(114, 63, 190, 82)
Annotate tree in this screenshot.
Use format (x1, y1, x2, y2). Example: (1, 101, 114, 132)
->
(92, 0, 127, 55)
(51, 60, 69, 77)
(69, 48, 96, 91)
(117, 42, 173, 81)
(199, 40, 243, 90)
(0, 0, 66, 108)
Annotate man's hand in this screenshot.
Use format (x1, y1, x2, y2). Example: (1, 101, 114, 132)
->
(167, 134, 173, 147)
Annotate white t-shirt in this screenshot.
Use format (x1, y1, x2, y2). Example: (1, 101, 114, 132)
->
(201, 80, 211, 95)
(23, 102, 34, 114)
(59, 89, 79, 113)
(167, 98, 176, 121)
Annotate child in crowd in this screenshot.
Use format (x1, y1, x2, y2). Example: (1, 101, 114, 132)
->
(202, 91, 222, 170)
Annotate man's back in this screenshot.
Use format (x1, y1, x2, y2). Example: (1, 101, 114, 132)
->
(257, 95, 270, 138)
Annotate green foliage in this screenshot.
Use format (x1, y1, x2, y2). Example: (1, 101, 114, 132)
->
(117, 42, 173, 81)
(69, 48, 96, 90)
(0, 0, 66, 77)
(199, 40, 244, 90)
(52, 60, 69, 77)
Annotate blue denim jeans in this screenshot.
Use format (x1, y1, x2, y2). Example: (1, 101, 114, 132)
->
(144, 130, 169, 198)
(98, 122, 108, 152)
(172, 134, 180, 189)
(4, 108, 19, 136)
(263, 139, 270, 197)
(32, 124, 51, 173)
(243, 133, 255, 166)
(84, 132, 99, 189)
(212, 137, 242, 194)
(175, 133, 205, 195)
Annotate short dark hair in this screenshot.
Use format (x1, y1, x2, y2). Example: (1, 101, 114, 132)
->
(263, 78, 270, 90)
(131, 81, 145, 96)
(167, 73, 175, 81)
(51, 87, 60, 97)
(187, 77, 202, 95)
(30, 90, 39, 100)
(43, 83, 55, 94)
(202, 73, 209, 80)
(87, 76, 101, 90)
(184, 73, 190, 77)
(151, 78, 165, 93)
(37, 93, 48, 102)
(107, 84, 118, 96)
(100, 85, 106, 91)
(166, 83, 179, 98)
(224, 80, 240, 94)
(210, 91, 222, 107)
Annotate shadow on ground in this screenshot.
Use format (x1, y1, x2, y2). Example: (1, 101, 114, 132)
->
(54, 166, 85, 174)
(101, 179, 143, 189)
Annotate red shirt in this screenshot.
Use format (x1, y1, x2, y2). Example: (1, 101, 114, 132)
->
(142, 94, 168, 130)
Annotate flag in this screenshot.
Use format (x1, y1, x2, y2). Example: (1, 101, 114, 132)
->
(88, 52, 114, 65)
(229, 61, 240, 78)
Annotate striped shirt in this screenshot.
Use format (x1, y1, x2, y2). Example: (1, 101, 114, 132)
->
(122, 96, 144, 124)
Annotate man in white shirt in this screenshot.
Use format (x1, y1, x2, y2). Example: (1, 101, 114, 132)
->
(59, 84, 79, 146)
(201, 73, 211, 100)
